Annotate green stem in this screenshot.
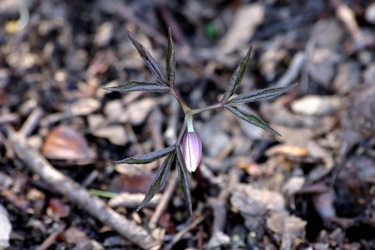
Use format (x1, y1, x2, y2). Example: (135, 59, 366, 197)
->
(186, 112, 194, 132)
(191, 102, 223, 115)
(170, 87, 191, 114)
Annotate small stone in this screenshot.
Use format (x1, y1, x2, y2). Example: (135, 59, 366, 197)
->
(365, 2, 375, 24)
(70, 98, 100, 116)
(92, 125, 127, 145)
(291, 95, 341, 116)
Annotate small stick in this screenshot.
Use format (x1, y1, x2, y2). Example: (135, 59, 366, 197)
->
(164, 211, 208, 250)
(19, 107, 43, 137)
(4, 127, 159, 250)
(274, 52, 305, 88)
(116, 7, 167, 45)
(36, 230, 62, 250)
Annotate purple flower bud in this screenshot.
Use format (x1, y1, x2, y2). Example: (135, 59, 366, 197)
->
(181, 131, 202, 172)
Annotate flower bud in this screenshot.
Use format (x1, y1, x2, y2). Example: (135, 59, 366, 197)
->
(181, 131, 202, 172)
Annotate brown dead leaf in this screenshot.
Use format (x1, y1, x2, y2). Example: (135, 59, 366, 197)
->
(92, 125, 127, 145)
(42, 125, 95, 160)
(47, 198, 70, 219)
(108, 173, 157, 194)
(63, 226, 88, 245)
(1, 189, 29, 211)
(220, 3, 264, 54)
(266, 144, 309, 158)
(236, 160, 263, 178)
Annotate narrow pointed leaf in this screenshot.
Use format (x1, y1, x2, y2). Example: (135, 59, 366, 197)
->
(165, 27, 176, 85)
(176, 147, 192, 214)
(228, 83, 298, 104)
(126, 29, 167, 85)
(137, 152, 175, 211)
(104, 81, 169, 93)
(114, 146, 176, 164)
(224, 105, 281, 136)
(221, 46, 252, 103)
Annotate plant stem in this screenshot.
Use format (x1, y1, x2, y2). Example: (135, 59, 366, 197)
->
(186, 112, 194, 132)
(170, 87, 190, 114)
(191, 102, 224, 115)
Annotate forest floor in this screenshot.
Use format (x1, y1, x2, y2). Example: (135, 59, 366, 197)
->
(1, 0, 375, 249)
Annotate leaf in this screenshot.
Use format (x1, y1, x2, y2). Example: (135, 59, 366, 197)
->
(114, 145, 176, 164)
(224, 105, 281, 136)
(137, 152, 175, 211)
(228, 83, 298, 104)
(176, 147, 193, 214)
(165, 27, 176, 85)
(221, 46, 252, 103)
(42, 125, 96, 160)
(126, 29, 167, 84)
(104, 81, 169, 93)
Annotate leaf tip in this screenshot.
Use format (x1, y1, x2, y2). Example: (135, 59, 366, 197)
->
(273, 130, 282, 137)
(247, 45, 253, 55)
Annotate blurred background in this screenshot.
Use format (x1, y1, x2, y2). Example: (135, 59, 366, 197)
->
(0, 0, 375, 249)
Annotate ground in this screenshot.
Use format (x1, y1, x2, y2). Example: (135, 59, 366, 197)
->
(0, 0, 375, 249)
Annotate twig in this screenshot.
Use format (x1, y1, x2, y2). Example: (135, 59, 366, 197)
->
(19, 107, 43, 137)
(116, 7, 167, 45)
(158, 4, 186, 45)
(149, 170, 178, 228)
(274, 52, 305, 88)
(164, 211, 208, 250)
(0, 113, 19, 125)
(3, 127, 159, 250)
(36, 230, 63, 250)
(330, 0, 361, 42)
(330, 0, 375, 51)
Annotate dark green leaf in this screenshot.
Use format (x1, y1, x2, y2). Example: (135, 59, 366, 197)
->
(224, 105, 281, 136)
(221, 46, 252, 103)
(165, 27, 176, 85)
(137, 152, 175, 211)
(126, 29, 167, 85)
(228, 83, 298, 104)
(114, 146, 176, 164)
(176, 147, 192, 214)
(104, 81, 169, 93)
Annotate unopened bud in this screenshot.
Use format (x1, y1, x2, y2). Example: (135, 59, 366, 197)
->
(181, 131, 202, 172)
